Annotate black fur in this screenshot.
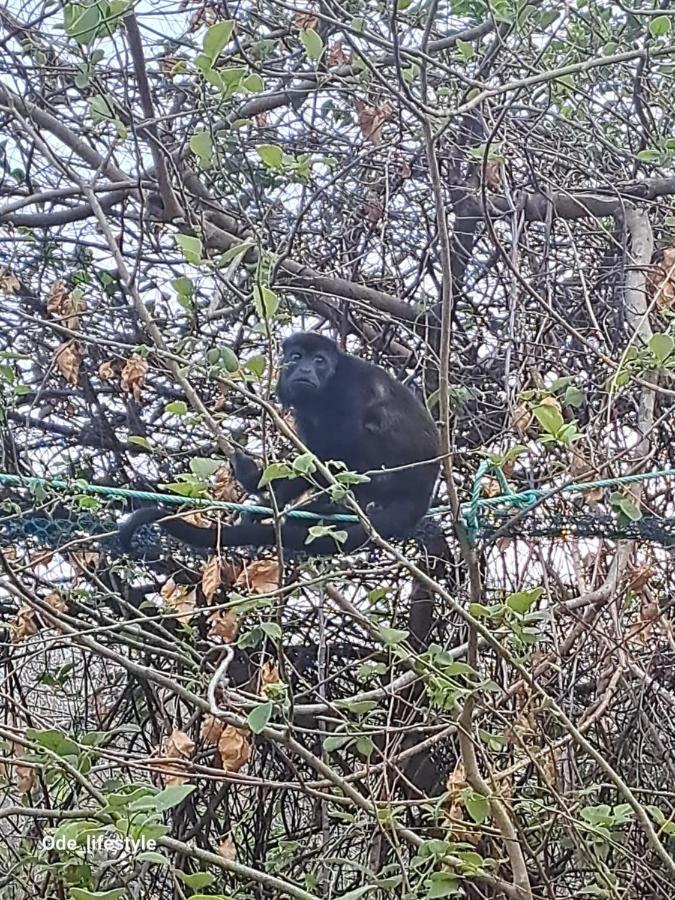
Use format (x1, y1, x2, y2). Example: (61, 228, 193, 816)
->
(118, 333, 440, 555)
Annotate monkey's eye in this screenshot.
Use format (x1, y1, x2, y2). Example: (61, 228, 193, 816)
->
(314, 355, 325, 365)
(288, 352, 302, 362)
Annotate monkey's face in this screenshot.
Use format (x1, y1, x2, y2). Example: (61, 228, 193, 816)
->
(278, 337, 338, 405)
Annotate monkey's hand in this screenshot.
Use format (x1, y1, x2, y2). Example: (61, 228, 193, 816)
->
(232, 448, 264, 494)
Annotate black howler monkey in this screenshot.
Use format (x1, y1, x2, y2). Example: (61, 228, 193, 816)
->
(118, 333, 440, 555)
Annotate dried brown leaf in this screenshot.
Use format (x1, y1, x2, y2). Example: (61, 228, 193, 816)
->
(649, 246, 675, 311)
(512, 403, 532, 436)
(98, 361, 115, 382)
(202, 556, 223, 600)
(218, 724, 251, 773)
(121, 356, 148, 401)
(485, 160, 502, 191)
(327, 41, 349, 67)
(151, 727, 196, 785)
(208, 609, 239, 642)
(482, 477, 501, 498)
(235, 559, 280, 594)
(364, 189, 384, 223)
(46, 280, 69, 312)
(292, 11, 318, 29)
(44, 592, 67, 613)
(188, 5, 219, 30)
(259, 661, 280, 692)
(15, 764, 35, 794)
(47, 281, 85, 330)
(161, 578, 197, 624)
(218, 834, 237, 861)
(12, 606, 38, 641)
(355, 100, 394, 144)
(627, 564, 656, 594)
(0, 271, 20, 293)
(214, 465, 242, 502)
(200, 715, 224, 743)
(28, 548, 54, 567)
(55, 341, 83, 386)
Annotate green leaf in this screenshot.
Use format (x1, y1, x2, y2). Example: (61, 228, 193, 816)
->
(647, 804, 666, 825)
(300, 27, 324, 62)
(244, 72, 264, 92)
(176, 871, 216, 889)
(162, 481, 205, 498)
(245, 355, 266, 377)
(190, 130, 213, 168)
(154, 783, 196, 812)
(260, 621, 282, 640)
(173, 276, 194, 296)
(463, 789, 489, 824)
(355, 735, 375, 757)
(468, 602, 503, 619)
(637, 148, 660, 162)
(334, 887, 374, 900)
(378, 627, 408, 646)
(506, 587, 543, 615)
(107, 0, 130, 25)
(176, 234, 203, 264)
(259, 462, 294, 486)
(426, 872, 460, 897)
(220, 66, 247, 93)
(189, 457, 221, 479)
(128, 435, 150, 450)
(649, 15, 671, 37)
(64, 3, 102, 45)
(89, 94, 114, 123)
(533, 403, 564, 436)
(580, 803, 612, 824)
(610, 491, 642, 522)
(207, 346, 240, 372)
(324, 734, 352, 753)
(114, 118, 128, 141)
(292, 452, 317, 475)
(456, 38, 475, 62)
(619, 496, 642, 521)
(222, 347, 240, 371)
(247, 701, 273, 733)
(28, 729, 79, 757)
(341, 699, 378, 714)
(137, 850, 170, 864)
(649, 332, 674, 364)
(418, 838, 451, 859)
(257, 144, 284, 169)
(220, 241, 254, 265)
(564, 385, 585, 407)
(253, 285, 279, 319)
(70, 891, 125, 900)
(306, 525, 348, 545)
(189, 896, 233, 900)
(203, 20, 234, 63)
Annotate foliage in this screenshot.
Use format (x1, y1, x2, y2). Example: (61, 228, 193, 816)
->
(2, 0, 675, 898)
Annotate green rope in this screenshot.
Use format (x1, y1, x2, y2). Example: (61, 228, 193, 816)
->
(0, 473, 357, 522)
(1, 468, 674, 536)
(463, 465, 675, 544)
